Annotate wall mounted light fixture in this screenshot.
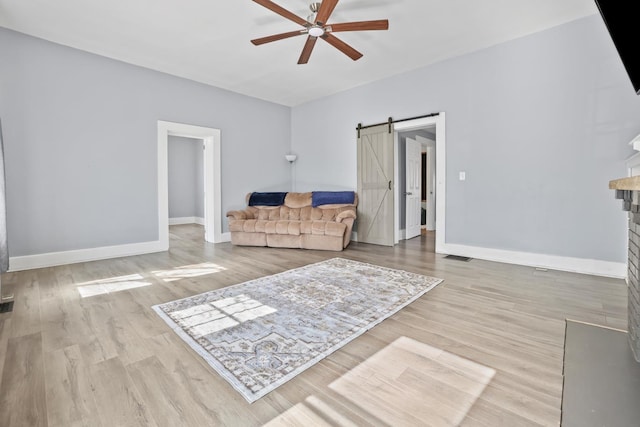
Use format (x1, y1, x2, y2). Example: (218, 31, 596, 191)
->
(285, 154, 297, 163)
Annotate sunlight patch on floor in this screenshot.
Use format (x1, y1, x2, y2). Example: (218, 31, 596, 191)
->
(264, 336, 495, 426)
(264, 396, 358, 427)
(328, 336, 496, 426)
(263, 401, 332, 427)
(151, 262, 226, 282)
(172, 294, 277, 337)
(76, 274, 152, 298)
(75, 262, 226, 298)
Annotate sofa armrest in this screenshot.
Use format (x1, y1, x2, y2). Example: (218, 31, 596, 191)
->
(335, 208, 357, 223)
(341, 217, 356, 248)
(226, 209, 253, 220)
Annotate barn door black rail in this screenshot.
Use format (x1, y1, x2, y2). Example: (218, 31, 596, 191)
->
(356, 112, 440, 137)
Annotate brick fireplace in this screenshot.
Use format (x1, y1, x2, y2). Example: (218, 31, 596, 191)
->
(611, 177, 640, 363)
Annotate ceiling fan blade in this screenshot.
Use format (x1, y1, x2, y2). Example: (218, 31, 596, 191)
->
(251, 30, 306, 46)
(315, 0, 339, 24)
(322, 33, 363, 61)
(252, 0, 308, 27)
(298, 36, 318, 64)
(329, 20, 389, 32)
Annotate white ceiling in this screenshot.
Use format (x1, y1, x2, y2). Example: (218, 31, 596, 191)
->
(0, 0, 598, 106)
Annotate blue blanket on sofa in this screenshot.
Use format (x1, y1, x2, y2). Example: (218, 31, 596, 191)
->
(248, 192, 288, 206)
(312, 191, 355, 207)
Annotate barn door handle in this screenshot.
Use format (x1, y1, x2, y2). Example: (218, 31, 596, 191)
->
(388, 181, 392, 190)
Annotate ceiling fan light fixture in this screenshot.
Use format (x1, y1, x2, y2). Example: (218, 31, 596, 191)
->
(308, 26, 325, 37)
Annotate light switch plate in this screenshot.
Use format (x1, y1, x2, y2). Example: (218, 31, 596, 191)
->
(459, 171, 466, 181)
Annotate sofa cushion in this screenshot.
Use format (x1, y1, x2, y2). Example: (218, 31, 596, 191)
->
(280, 206, 301, 220)
(321, 209, 337, 221)
(310, 208, 323, 221)
(228, 220, 245, 232)
(234, 219, 345, 237)
(284, 192, 312, 209)
(277, 220, 301, 235)
(254, 220, 268, 233)
(240, 220, 300, 236)
(300, 220, 346, 237)
(256, 208, 278, 220)
(229, 219, 270, 233)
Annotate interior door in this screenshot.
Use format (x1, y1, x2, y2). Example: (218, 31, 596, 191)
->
(405, 138, 422, 239)
(357, 124, 394, 246)
(425, 146, 436, 231)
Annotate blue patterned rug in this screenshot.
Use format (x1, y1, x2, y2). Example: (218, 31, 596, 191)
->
(152, 258, 443, 403)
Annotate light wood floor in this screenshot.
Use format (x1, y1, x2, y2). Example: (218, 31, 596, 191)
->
(0, 225, 627, 426)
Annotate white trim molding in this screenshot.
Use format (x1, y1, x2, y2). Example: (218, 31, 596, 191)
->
(629, 132, 640, 152)
(440, 243, 626, 279)
(9, 240, 165, 272)
(158, 121, 223, 248)
(393, 113, 446, 253)
(169, 217, 205, 225)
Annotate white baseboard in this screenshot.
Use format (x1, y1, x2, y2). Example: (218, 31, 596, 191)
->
(9, 240, 167, 272)
(169, 217, 205, 225)
(10, 234, 623, 279)
(439, 243, 627, 279)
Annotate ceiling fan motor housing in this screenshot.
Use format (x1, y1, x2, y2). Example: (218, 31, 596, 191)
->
(307, 2, 321, 24)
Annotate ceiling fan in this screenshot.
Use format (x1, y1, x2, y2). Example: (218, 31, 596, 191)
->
(251, 0, 389, 64)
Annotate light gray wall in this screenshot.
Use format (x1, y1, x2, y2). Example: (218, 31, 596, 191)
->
(168, 136, 204, 219)
(292, 15, 640, 263)
(0, 28, 291, 256)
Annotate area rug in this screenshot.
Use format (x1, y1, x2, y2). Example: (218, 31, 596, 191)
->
(152, 257, 443, 403)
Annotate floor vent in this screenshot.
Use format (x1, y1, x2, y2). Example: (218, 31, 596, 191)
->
(0, 300, 14, 313)
(445, 255, 472, 262)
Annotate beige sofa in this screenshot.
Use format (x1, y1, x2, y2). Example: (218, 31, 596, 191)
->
(226, 192, 357, 251)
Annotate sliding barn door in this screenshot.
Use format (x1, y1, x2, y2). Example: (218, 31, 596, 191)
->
(357, 124, 394, 246)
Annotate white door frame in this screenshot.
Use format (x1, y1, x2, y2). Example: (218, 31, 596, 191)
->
(425, 145, 436, 231)
(394, 113, 446, 253)
(157, 121, 222, 248)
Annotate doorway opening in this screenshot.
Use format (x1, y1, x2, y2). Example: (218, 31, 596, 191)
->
(393, 113, 446, 253)
(157, 121, 222, 250)
(167, 135, 205, 243)
(398, 128, 435, 240)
